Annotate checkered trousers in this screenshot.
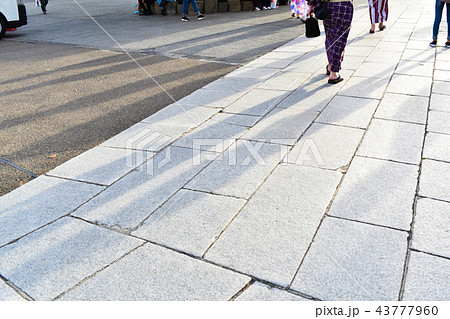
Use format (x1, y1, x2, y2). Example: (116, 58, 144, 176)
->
(323, 1, 354, 72)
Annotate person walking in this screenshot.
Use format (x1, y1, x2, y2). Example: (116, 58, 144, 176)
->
(181, 0, 205, 21)
(430, 0, 450, 47)
(40, 0, 48, 14)
(138, 0, 154, 15)
(368, 0, 388, 33)
(291, 0, 308, 21)
(308, 0, 354, 84)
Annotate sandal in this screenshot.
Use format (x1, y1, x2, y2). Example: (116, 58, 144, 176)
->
(328, 76, 343, 84)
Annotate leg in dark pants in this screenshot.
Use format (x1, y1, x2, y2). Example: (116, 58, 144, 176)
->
(41, 0, 48, 14)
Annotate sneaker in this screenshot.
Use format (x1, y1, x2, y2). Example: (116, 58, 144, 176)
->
(446, 41, 450, 48)
(197, 14, 205, 20)
(429, 40, 437, 47)
(182, 16, 190, 22)
(262, 6, 268, 10)
(254, 7, 261, 11)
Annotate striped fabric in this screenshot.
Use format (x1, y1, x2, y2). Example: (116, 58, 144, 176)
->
(368, 0, 389, 24)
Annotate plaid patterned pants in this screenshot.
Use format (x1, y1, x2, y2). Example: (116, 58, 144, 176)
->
(323, 2, 354, 72)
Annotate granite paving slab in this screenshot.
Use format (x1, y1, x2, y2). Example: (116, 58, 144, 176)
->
(59, 243, 250, 301)
(403, 251, 450, 301)
(276, 84, 340, 112)
(344, 45, 374, 57)
(46, 146, 152, 186)
(412, 198, 450, 259)
(172, 119, 248, 152)
(427, 110, 450, 135)
(401, 49, 435, 62)
(185, 141, 286, 199)
(241, 107, 318, 145)
(210, 112, 261, 128)
(419, 159, 450, 202)
(236, 282, 307, 301)
(100, 122, 190, 152)
(328, 156, 419, 230)
(140, 103, 218, 127)
(338, 76, 390, 100)
(0, 280, 24, 301)
(204, 165, 342, 286)
(257, 71, 313, 92)
(432, 82, 450, 97)
(386, 74, 432, 97)
(259, 51, 307, 61)
(374, 93, 428, 124)
(224, 89, 289, 116)
(353, 62, 397, 79)
(0, 176, 104, 248)
(224, 67, 279, 80)
(423, 132, 450, 162)
(395, 60, 434, 77)
(290, 217, 407, 300)
(435, 60, 450, 71)
(405, 40, 429, 50)
(72, 146, 214, 231)
(201, 77, 261, 92)
(316, 95, 380, 129)
(434, 70, 450, 82)
(175, 89, 246, 108)
(0, 217, 143, 300)
(285, 123, 364, 170)
(357, 119, 425, 165)
(341, 56, 366, 70)
(430, 93, 450, 112)
(132, 189, 246, 257)
(366, 51, 402, 64)
(373, 41, 407, 52)
(244, 58, 295, 70)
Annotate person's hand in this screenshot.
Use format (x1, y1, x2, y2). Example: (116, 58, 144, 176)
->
(307, 5, 313, 16)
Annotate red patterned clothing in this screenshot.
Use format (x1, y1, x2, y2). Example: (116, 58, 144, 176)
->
(368, 0, 389, 24)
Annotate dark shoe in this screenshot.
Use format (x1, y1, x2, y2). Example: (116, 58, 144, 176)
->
(369, 29, 375, 34)
(198, 14, 205, 20)
(379, 25, 386, 31)
(328, 76, 343, 84)
(41, 5, 47, 14)
(446, 41, 450, 48)
(139, 10, 149, 15)
(326, 64, 330, 75)
(430, 40, 437, 47)
(182, 16, 190, 22)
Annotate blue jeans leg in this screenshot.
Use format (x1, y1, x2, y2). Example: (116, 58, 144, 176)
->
(182, 0, 200, 15)
(433, 0, 446, 40)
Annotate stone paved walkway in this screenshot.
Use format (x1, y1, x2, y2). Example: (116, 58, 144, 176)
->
(1, 0, 449, 301)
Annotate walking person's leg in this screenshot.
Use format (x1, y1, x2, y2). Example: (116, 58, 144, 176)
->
(41, 0, 48, 14)
(432, 0, 445, 45)
(326, 2, 353, 83)
(446, 3, 450, 46)
(378, 0, 388, 30)
(190, 0, 200, 14)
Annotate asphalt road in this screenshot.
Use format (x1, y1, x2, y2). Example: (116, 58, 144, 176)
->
(0, 0, 367, 195)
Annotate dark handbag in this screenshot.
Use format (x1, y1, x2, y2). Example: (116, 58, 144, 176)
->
(315, 0, 329, 20)
(305, 17, 321, 38)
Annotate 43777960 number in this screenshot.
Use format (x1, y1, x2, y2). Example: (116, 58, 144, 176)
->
(376, 306, 439, 316)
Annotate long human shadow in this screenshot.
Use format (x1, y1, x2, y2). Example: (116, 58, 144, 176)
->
(0, 14, 430, 300)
